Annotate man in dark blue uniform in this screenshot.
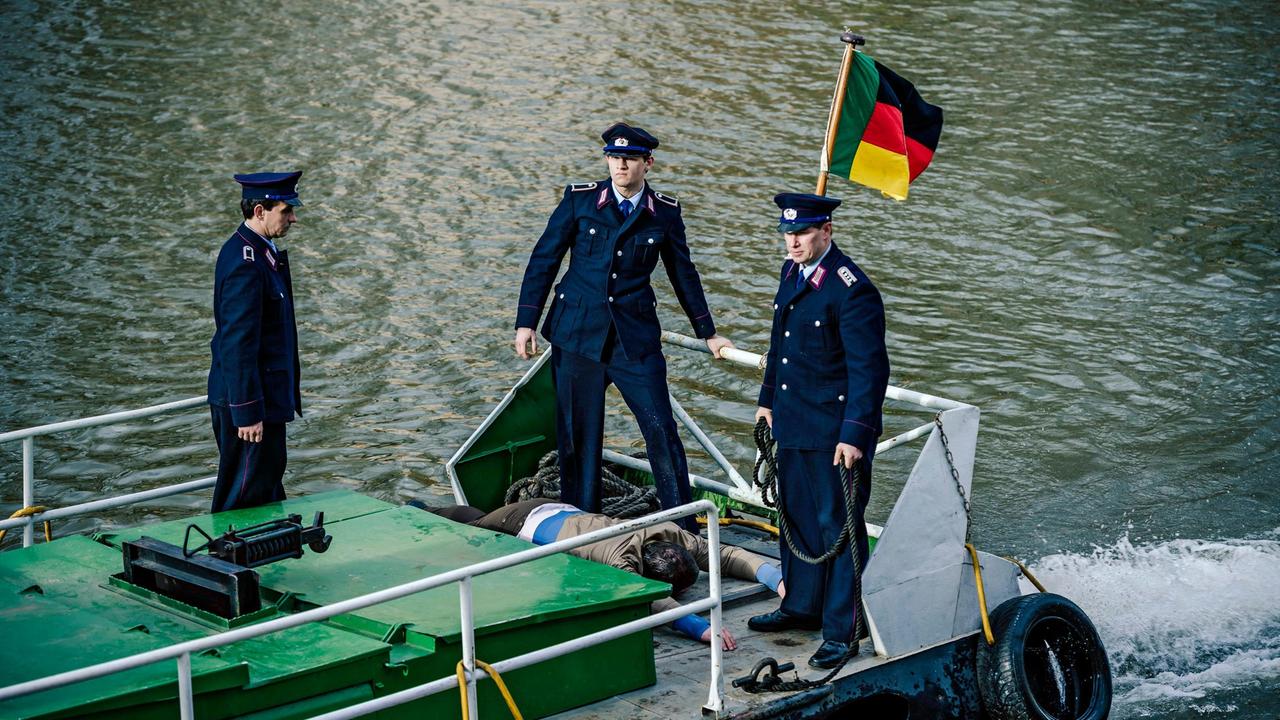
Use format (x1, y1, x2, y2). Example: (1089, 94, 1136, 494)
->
(747, 193, 890, 669)
(513, 123, 734, 532)
(207, 172, 304, 513)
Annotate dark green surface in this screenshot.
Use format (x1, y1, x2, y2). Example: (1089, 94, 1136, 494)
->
(1, 491, 667, 719)
(453, 358, 558, 512)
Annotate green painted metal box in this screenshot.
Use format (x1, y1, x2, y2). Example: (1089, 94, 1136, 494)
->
(0, 491, 669, 719)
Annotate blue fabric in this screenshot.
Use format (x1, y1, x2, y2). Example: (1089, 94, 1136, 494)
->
(671, 613, 711, 641)
(619, 198, 633, 217)
(757, 242, 890, 454)
(208, 224, 302, 428)
(756, 562, 783, 592)
(515, 179, 716, 362)
(551, 345, 696, 532)
(530, 510, 577, 545)
(775, 447, 874, 644)
(234, 171, 303, 204)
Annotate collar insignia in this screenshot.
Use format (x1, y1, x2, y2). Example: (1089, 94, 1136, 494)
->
(810, 265, 827, 289)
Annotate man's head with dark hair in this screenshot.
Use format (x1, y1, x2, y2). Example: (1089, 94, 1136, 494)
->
(640, 541, 699, 595)
(241, 198, 282, 220)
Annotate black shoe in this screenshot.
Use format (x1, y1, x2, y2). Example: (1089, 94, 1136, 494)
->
(808, 640, 853, 669)
(747, 608, 821, 632)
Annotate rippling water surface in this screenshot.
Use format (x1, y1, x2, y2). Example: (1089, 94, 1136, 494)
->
(1, 1, 1277, 715)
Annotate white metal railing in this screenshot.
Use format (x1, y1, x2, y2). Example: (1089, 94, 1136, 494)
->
(0, 395, 211, 547)
(0, 500, 726, 719)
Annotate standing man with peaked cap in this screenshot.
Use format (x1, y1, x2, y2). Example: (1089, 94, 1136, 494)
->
(747, 193, 890, 670)
(514, 123, 734, 532)
(207, 171, 304, 513)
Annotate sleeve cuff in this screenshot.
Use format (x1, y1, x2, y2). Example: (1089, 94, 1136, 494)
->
(515, 305, 541, 330)
(757, 385, 774, 409)
(229, 399, 265, 427)
(839, 420, 875, 455)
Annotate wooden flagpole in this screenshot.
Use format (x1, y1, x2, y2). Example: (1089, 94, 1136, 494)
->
(816, 32, 865, 196)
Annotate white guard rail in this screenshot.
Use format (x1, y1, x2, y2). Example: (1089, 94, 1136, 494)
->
(0, 396, 212, 547)
(0, 500, 727, 719)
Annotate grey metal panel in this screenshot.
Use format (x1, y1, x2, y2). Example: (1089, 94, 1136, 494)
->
(952, 551, 1024, 638)
(863, 406, 981, 657)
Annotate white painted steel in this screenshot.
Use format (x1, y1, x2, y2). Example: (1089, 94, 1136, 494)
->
(0, 396, 208, 442)
(459, 577, 478, 718)
(0, 500, 723, 714)
(703, 501, 724, 715)
(599, 449, 765, 507)
(667, 393, 751, 491)
(875, 421, 936, 456)
(0, 476, 217, 533)
(661, 330, 764, 369)
(22, 436, 33, 547)
(178, 653, 194, 720)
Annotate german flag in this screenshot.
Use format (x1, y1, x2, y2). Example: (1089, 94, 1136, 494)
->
(828, 53, 943, 200)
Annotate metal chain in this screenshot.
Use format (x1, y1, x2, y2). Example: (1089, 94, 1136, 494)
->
(934, 412, 972, 542)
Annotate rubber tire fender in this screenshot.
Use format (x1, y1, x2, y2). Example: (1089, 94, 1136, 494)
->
(976, 592, 1112, 720)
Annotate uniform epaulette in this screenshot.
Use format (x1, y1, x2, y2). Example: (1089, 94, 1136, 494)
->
(653, 190, 679, 207)
(569, 181, 599, 192)
(837, 265, 858, 288)
(242, 244, 256, 263)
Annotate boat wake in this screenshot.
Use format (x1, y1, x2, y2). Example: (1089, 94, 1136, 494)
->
(1031, 531, 1280, 717)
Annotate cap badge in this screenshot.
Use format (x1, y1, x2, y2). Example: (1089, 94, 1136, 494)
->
(783, 208, 798, 220)
(613, 137, 629, 147)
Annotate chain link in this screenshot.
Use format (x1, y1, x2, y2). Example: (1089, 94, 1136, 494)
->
(934, 412, 972, 542)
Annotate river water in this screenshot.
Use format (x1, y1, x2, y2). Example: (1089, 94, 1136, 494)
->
(1, 1, 1277, 716)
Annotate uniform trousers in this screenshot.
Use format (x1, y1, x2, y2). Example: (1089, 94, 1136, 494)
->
(551, 340, 696, 532)
(776, 446, 874, 643)
(210, 405, 288, 513)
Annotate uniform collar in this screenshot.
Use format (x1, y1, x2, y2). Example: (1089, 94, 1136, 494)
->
(597, 181, 656, 217)
(235, 223, 280, 271)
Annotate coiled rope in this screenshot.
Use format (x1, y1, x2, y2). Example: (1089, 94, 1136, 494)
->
(738, 418, 867, 693)
(504, 450, 659, 519)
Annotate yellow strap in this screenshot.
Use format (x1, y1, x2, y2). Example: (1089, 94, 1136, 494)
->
(695, 516, 780, 537)
(0, 506, 52, 545)
(456, 659, 524, 720)
(965, 543, 996, 646)
(1004, 555, 1048, 593)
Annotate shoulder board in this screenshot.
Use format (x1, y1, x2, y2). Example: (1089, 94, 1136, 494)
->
(569, 181, 599, 192)
(837, 265, 857, 287)
(241, 244, 256, 263)
(653, 190, 679, 207)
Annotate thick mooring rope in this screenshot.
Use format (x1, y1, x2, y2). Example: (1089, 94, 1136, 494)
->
(504, 450, 659, 519)
(738, 418, 867, 693)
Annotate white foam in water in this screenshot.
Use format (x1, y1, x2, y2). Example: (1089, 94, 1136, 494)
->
(1029, 531, 1280, 713)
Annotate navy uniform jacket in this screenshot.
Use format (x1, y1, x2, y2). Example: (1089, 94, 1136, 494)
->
(515, 180, 716, 361)
(208, 223, 302, 427)
(757, 243, 889, 453)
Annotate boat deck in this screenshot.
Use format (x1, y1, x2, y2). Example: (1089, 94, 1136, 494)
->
(554, 525, 885, 719)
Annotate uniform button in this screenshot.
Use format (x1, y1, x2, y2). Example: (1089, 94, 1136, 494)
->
(781, 358, 788, 364)
(773, 303, 778, 310)
(647, 238, 654, 244)
(616, 250, 623, 256)
(559, 293, 564, 299)
(788, 304, 794, 310)
(608, 296, 614, 302)
(838, 394, 845, 401)
(781, 384, 788, 391)
(589, 228, 596, 235)
(815, 320, 821, 327)
(611, 273, 617, 279)
(784, 331, 790, 337)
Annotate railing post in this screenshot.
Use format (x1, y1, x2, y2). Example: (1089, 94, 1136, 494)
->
(459, 576, 479, 718)
(703, 504, 724, 715)
(177, 652, 195, 720)
(22, 436, 34, 547)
